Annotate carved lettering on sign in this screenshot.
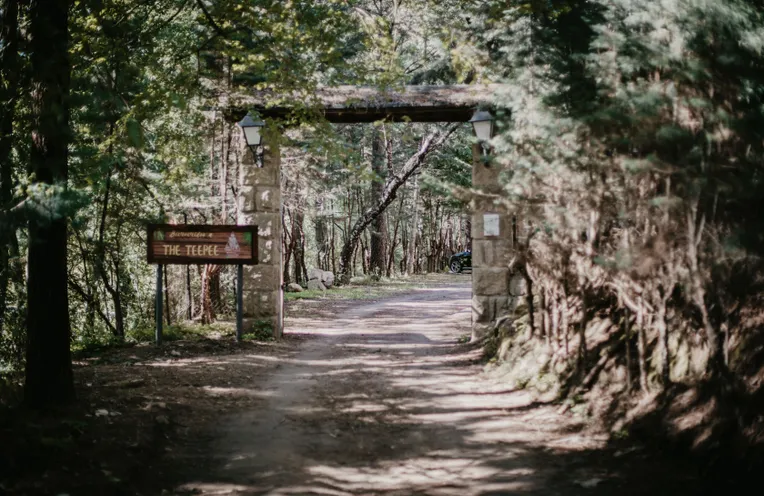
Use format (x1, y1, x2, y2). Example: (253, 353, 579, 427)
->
(147, 225, 258, 265)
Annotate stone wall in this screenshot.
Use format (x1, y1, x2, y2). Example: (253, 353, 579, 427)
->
(470, 144, 518, 341)
(238, 139, 284, 337)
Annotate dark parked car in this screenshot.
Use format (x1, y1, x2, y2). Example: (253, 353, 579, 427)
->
(448, 249, 472, 273)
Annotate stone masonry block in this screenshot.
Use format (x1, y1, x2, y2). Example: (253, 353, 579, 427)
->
(243, 162, 280, 186)
(472, 239, 512, 268)
(263, 143, 280, 169)
(257, 237, 279, 265)
(243, 264, 281, 292)
(473, 267, 510, 296)
(254, 186, 280, 212)
(242, 290, 280, 318)
(472, 163, 502, 191)
(239, 184, 256, 214)
(472, 294, 519, 331)
(240, 186, 281, 214)
(238, 212, 280, 239)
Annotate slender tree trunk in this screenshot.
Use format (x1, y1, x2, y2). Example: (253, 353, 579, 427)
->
(292, 206, 306, 285)
(0, 0, 20, 341)
(184, 214, 193, 320)
(541, 287, 550, 347)
(200, 265, 215, 325)
(315, 198, 328, 270)
(655, 293, 670, 387)
(636, 304, 650, 393)
(386, 196, 403, 277)
(406, 173, 420, 275)
(221, 121, 231, 223)
(96, 172, 124, 338)
(210, 270, 221, 313)
(330, 200, 337, 274)
(24, 0, 75, 407)
(369, 128, 387, 276)
(624, 308, 633, 391)
(578, 286, 589, 370)
(283, 206, 294, 285)
(551, 288, 561, 352)
(164, 264, 172, 326)
(524, 268, 535, 338)
(686, 206, 727, 379)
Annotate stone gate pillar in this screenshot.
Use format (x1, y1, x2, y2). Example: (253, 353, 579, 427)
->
(238, 137, 284, 338)
(471, 144, 514, 341)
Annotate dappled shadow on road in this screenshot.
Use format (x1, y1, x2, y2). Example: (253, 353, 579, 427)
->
(167, 285, 705, 496)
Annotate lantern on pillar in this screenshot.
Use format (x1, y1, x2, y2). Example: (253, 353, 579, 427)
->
(470, 110, 494, 141)
(237, 113, 266, 167)
(469, 109, 495, 166)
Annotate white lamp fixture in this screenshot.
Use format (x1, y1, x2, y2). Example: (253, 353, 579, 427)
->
(469, 109, 495, 143)
(237, 113, 265, 166)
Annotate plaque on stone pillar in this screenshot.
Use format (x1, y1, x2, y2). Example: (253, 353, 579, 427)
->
(483, 213, 500, 237)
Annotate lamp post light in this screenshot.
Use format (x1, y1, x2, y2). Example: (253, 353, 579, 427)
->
(469, 109, 495, 163)
(470, 110, 494, 142)
(237, 113, 266, 167)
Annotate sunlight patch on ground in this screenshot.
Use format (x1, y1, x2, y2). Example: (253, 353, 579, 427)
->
(304, 457, 532, 495)
(201, 386, 274, 398)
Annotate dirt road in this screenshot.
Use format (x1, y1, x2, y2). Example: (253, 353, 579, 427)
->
(171, 279, 702, 495)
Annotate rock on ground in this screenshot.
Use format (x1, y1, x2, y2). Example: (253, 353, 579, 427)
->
(308, 268, 335, 288)
(286, 283, 304, 293)
(306, 279, 326, 291)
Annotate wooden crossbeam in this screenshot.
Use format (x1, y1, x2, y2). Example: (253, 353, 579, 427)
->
(229, 84, 501, 123)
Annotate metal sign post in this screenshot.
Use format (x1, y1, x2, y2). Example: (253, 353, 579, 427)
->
(236, 264, 244, 341)
(156, 264, 163, 346)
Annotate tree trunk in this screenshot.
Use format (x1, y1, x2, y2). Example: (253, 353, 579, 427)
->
(292, 206, 307, 285)
(624, 308, 633, 392)
(636, 304, 650, 393)
(655, 288, 671, 387)
(164, 264, 172, 326)
(24, 0, 75, 407)
(186, 264, 193, 320)
(578, 286, 589, 370)
(338, 125, 458, 284)
(330, 199, 337, 274)
(184, 214, 193, 320)
(95, 172, 124, 338)
(686, 206, 728, 379)
(524, 268, 535, 338)
(541, 287, 550, 346)
(210, 270, 221, 313)
(200, 265, 215, 325)
(315, 198, 328, 270)
(0, 0, 20, 342)
(283, 206, 293, 285)
(369, 128, 387, 276)
(386, 196, 403, 277)
(406, 173, 420, 275)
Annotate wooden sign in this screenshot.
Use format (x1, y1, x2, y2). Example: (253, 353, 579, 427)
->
(147, 224, 258, 265)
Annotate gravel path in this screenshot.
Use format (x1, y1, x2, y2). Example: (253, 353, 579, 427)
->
(172, 279, 702, 496)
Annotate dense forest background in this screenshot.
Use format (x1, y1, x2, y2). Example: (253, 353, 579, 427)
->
(2, 0, 764, 468)
(0, 0, 475, 393)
